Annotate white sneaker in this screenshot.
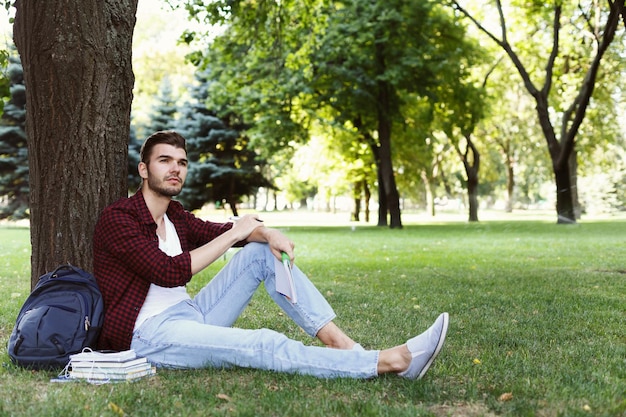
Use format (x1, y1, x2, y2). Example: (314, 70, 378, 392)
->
(398, 312, 449, 380)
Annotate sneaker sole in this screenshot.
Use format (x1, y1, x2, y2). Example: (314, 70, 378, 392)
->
(417, 312, 449, 380)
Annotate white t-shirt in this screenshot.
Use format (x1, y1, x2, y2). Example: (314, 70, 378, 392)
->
(134, 213, 191, 330)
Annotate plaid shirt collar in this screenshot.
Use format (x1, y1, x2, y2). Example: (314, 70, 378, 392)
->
(131, 188, 186, 226)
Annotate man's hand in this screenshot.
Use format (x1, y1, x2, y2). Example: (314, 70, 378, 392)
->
(264, 228, 295, 262)
(229, 215, 265, 241)
(243, 219, 295, 262)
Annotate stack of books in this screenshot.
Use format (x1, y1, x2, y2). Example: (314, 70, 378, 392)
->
(68, 349, 155, 382)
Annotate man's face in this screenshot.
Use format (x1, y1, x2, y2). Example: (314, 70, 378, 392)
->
(139, 143, 188, 197)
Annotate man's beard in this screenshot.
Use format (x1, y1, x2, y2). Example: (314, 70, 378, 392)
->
(147, 175, 183, 197)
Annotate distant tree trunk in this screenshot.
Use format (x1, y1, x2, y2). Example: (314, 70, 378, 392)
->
(569, 149, 581, 219)
(363, 131, 388, 227)
(352, 180, 362, 222)
(376, 166, 387, 226)
(554, 159, 576, 223)
(505, 155, 515, 213)
(377, 123, 402, 228)
(13, 0, 137, 287)
(496, 137, 515, 213)
(436, 155, 453, 197)
(376, 76, 402, 229)
(363, 180, 371, 222)
(456, 133, 480, 222)
(359, 123, 394, 227)
(467, 171, 479, 222)
(228, 201, 239, 217)
(421, 169, 435, 217)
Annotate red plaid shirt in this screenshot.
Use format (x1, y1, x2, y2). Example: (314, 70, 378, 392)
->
(93, 190, 234, 351)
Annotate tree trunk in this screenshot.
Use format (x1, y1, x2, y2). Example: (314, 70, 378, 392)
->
(456, 133, 480, 222)
(505, 157, 515, 213)
(13, 0, 137, 287)
(376, 164, 387, 226)
(377, 129, 402, 228)
(501, 139, 515, 213)
(569, 149, 581, 219)
(365, 138, 388, 227)
(467, 170, 479, 222)
(376, 81, 402, 228)
(363, 180, 370, 222)
(554, 159, 576, 224)
(421, 169, 435, 217)
(352, 180, 362, 221)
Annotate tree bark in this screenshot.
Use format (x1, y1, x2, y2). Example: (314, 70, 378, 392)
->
(554, 158, 576, 223)
(363, 180, 370, 222)
(352, 180, 362, 221)
(377, 121, 402, 228)
(375, 68, 402, 228)
(457, 133, 480, 222)
(421, 169, 435, 217)
(505, 152, 515, 213)
(13, 0, 137, 287)
(376, 165, 387, 226)
(569, 148, 581, 219)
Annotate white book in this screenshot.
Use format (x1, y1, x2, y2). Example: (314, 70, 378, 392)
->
(69, 366, 156, 381)
(71, 362, 152, 375)
(71, 357, 148, 369)
(69, 349, 137, 363)
(274, 252, 297, 303)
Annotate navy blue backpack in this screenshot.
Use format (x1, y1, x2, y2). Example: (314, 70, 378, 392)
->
(8, 264, 104, 370)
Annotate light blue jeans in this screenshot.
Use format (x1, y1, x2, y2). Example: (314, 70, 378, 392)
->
(131, 242, 379, 378)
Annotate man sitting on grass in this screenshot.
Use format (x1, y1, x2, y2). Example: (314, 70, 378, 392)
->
(93, 130, 449, 379)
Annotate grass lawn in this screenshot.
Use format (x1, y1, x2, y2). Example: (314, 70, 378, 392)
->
(0, 214, 625, 416)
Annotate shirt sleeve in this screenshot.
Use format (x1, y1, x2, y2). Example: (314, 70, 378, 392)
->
(95, 204, 193, 288)
(176, 207, 237, 251)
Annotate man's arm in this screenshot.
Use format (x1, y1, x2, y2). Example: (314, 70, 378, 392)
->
(246, 225, 295, 261)
(188, 215, 294, 274)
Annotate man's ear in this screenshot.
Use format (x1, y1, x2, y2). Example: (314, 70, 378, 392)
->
(138, 162, 148, 180)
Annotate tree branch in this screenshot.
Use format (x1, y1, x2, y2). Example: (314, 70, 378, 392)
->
(558, 0, 625, 167)
(542, 4, 561, 98)
(451, 0, 540, 97)
(577, 2, 601, 43)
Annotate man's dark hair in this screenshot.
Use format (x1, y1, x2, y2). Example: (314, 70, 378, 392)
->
(140, 130, 187, 164)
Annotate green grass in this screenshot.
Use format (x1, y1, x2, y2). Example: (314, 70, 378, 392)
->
(1, 219, 625, 417)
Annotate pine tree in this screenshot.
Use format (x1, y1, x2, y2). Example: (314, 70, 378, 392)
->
(0, 55, 28, 219)
(176, 69, 273, 214)
(143, 76, 178, 133)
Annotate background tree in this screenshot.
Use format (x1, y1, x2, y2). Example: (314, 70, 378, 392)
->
(452, 0, 626, 223)
(308, 0, 481, 228)
(430, 58, 486, 222)
(13, 0, 137, 285)
(141, 76, 178, 134)
(181, 0, 312, 155)
(0, 47, 10, 110)
(0, 55, 27, 219)
(177, 69, 273, 214)
(179, 0, 483, 228)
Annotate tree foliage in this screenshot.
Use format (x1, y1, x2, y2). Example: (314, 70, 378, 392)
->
(452, 0, 626, 223)
(176, 69, 273, 214)
(174, 0, 482, 227)
(0, 55, 27, 219)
